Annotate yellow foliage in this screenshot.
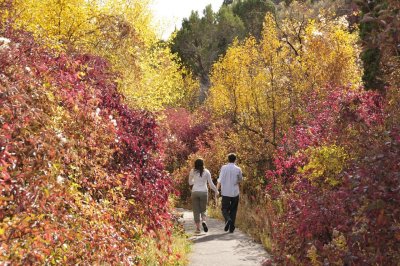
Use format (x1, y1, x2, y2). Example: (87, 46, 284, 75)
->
(320, 229, 348, 265)
(14, 0, 100, 50)
(301, 19, 362, 92)
(13, 0, 154, 50)
(331, 229, 348, 252)
(122, 43, 198, 111)
(10, 0, 194, 111)
(306, 245, 322, 266)
(299, 145, 348, 187)
(209, 13, 362, 142)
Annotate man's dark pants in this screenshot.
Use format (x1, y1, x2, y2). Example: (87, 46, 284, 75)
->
(221, 195, 239, 227)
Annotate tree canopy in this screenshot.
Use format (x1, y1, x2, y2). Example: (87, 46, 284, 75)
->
(171, 0, 275, 96)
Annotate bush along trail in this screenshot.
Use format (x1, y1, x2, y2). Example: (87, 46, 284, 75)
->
(0, 4, 188, 264)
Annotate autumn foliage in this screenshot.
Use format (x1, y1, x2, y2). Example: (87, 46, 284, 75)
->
(7, 0, 197, 112)
(1, 0, 399, 264)
(0, 20, 175, 265)
(265, 87, 399, 264)
(168, 3, 399, 265)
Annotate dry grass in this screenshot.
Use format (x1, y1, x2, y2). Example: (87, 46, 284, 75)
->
(208, 194, 275, 253)
(139, 231, 191, 266)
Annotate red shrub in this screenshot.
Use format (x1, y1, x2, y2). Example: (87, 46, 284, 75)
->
(162, 107, 211, 172)
(266, 86, 399, 264)
(0, 19, 173, 264)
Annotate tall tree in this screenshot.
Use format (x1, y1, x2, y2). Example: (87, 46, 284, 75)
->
(231, 0, 276, 39)
(171, 5, 245, 99)
(171, 0, 276, 101)
(356, 0, 400, 90)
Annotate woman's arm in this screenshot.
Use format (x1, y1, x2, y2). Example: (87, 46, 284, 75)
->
(216, 166, 223, 192)
(206, 171, 218, 193)
(188, 169, 194, 185)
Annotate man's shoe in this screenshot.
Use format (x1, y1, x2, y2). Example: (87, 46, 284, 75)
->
(224, 220, 231, 232)
(229, 225, 235, 233)
(202, 222, 208, 232)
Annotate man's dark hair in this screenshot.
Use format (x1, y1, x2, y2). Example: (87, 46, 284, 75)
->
(228, 153, 237, 163)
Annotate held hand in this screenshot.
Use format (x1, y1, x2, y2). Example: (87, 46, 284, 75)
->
(214, 193, 219, 203)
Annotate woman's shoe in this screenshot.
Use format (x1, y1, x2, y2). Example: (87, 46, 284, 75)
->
(202, 222, 208, 232)
(194, 229, 201, 234)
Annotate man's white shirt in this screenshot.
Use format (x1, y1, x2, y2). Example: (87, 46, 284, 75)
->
(218, 163, 243, 197)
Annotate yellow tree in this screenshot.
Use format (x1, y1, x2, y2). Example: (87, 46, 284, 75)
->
(209, 13, 362, 143)
(299, 19, 362, 92)
(11, 0, 196, 111)
(124, 43, 198, 111)
(209, 15, 292, 146)
(13, 0, 154, 50)
(14, 0, 100, 50)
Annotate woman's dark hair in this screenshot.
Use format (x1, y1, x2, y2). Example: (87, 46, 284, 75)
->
(194, 158, 204, 177)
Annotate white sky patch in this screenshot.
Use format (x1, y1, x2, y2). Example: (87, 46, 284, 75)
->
(150, 0, 224, 40)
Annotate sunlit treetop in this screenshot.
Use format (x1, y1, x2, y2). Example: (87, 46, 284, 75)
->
(8, 0, 196, 111)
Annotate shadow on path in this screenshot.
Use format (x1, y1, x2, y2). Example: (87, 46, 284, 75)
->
(178, 208, 272, 266)
(191, 232, 236, 243)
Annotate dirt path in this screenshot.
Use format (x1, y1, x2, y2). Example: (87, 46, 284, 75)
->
(178, 208, 271, 266)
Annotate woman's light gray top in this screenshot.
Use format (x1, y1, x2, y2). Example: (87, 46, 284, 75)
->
(189, 169, 218, 193)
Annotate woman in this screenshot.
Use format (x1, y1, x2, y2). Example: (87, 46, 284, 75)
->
(189, 158, 219, 234)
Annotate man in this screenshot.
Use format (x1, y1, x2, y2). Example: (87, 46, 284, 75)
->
(217, 153, 243, 233)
